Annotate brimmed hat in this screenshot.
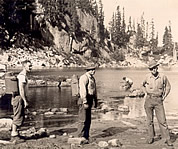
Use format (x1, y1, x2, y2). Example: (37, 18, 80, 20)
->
(85, 64, 96, 70)
(148, 60, 159, 69)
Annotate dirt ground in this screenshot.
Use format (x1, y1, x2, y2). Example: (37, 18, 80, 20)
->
(0, 115, 178, 149)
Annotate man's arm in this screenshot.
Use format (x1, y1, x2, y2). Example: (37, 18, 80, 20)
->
(94, 81, 97, 108)
(162, 75, 171, 100)
(18, 75, 28, 108)
(79, 75, 88, 104)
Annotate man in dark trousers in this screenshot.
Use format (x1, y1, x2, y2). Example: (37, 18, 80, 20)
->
(76, 64, 97, 143)
(142, 60, 173, 146)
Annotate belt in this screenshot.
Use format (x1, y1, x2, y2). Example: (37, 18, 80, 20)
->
(147, 93, 162, 98)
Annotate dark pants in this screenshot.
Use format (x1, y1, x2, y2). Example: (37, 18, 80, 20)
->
(77, 95, 94, 139)
(144, 95, 170, 141)
(11, 96, 25, 127)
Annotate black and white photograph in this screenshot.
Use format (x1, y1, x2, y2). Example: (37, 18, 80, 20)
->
(0, 0, 178, 148)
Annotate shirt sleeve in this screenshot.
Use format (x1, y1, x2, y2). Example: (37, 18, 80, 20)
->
(17, 74, 26, 84)
(79, 75, 88, 104)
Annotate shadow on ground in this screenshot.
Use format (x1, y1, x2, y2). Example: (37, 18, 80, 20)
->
(93, 126, 133, 138)
(50, 128, 77, 136)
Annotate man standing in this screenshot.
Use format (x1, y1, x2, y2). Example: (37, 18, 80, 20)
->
(77, 64, 97, 142)
(11, 60, 32, 142)
(142, 60, 173, 146)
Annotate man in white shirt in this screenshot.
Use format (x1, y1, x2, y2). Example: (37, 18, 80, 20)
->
(11, 60, 32, 143)
(76, 64, 97, 142)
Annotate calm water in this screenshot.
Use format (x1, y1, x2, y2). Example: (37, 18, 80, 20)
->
(1, 68, 178, 127)
(29, 68, 178, 117)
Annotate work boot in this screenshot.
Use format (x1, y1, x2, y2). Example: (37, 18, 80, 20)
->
(146, 138, 154, 144)
(165, 140, 173, 146)
(81, 137, 89, 145)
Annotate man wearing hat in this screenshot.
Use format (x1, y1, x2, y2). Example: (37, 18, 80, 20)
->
(76, 64, 97, 142)
(142, 60, 173, 146)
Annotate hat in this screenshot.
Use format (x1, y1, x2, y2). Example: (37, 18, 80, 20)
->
(148, 60, 159, 69)
(85, 64, 96, 70)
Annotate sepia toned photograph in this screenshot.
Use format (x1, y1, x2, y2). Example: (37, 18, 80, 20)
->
(0, 0, 178, 148)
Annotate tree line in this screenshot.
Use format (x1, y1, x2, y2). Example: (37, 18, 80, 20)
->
(0, 0, 175, 57)
(108, 6, 174, 55)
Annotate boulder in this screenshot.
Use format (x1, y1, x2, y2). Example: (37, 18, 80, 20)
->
(108, 139, 122, 147)
(98, 141, 109, 148)
(59, 108, 68, 112)
(67, 137, 86, 145)
(44, 111, 55, 115)
(0, 118, 12, 131)
(118, 105, 129, 112)
(51, 108, 59, 112)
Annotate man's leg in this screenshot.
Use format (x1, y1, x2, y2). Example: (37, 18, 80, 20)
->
(76, 104, 86, 138)
(11, 96, 24, 137)
(83, 108, 91, 140)
(155, 103, 170, 141)
(144, 101, 155, 141)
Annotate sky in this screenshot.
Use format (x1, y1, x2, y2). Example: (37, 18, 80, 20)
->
(100, 0, 178, 46)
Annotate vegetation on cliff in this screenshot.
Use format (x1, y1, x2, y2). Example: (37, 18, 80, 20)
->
(0, 0, 177, 68)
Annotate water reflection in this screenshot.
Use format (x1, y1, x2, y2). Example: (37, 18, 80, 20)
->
(122, 97, 145, 118)
(28, 87, 78, 112)
(98, 97, 146, 120)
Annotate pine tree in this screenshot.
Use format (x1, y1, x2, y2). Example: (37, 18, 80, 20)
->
(115, 6, 122, 46)
(135, 23, 144, 49)
(98, 0, 105, 42)
(127, 16, 132, 32)
(121, 7, 127, 46)
(145, 21, 149, 42)
(141, 12, 145, 38)
(163, 22, 173, 53)
(149, 18, 157, 52)
(108, 13, 115, 42)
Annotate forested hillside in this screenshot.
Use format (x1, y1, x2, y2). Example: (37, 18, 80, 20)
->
(0, 0, 177, 68)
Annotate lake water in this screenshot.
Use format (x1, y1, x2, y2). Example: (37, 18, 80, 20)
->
(1, 68, 178, 127)
(28, 68, 178, 118)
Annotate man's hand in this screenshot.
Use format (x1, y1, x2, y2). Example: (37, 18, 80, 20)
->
(94, 102, 97, 108)
(83, 103, 89, 109)
(24, 100, 29, 108)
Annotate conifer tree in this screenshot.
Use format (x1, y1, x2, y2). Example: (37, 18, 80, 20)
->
(135, 23, 144, 48)
(114, 6, 122, 46)
(127, 16, 132, 32)
(149, 18, 157, 52)
(108, 13, 116, 43)
(163, 22, 173, 53)
(121, 7, 127, 46)
(140, 12, 145, 38)
(98, 0, 105, 42)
